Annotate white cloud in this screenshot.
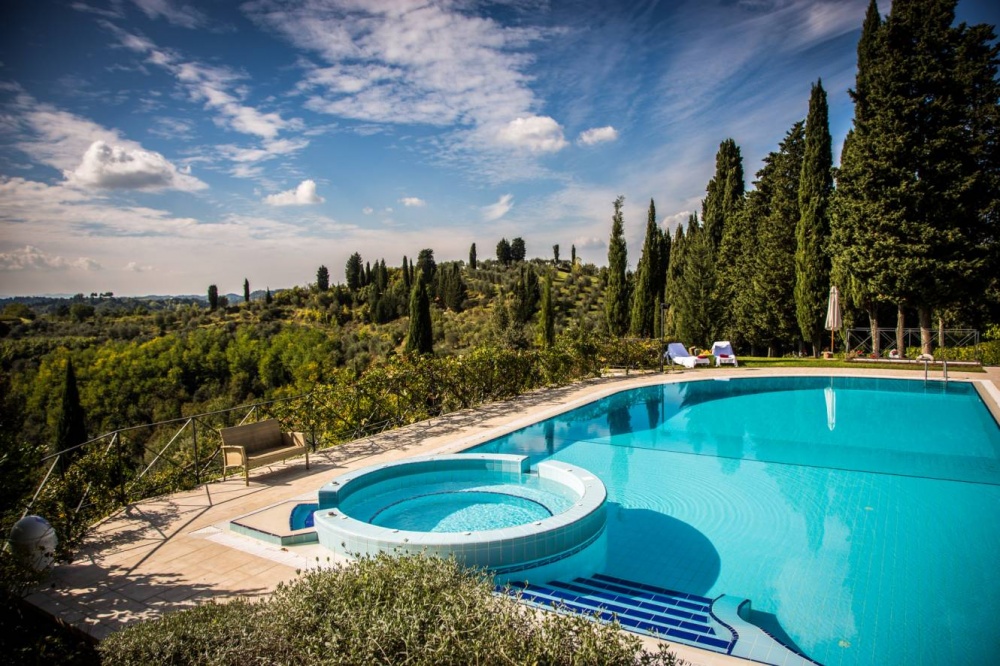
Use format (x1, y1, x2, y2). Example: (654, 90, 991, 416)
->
(0, 245, 102, 272)
(362, 206, 374, 215)
(124, 261, 153, 272)
(578, 126, 618, 146)
(482, 194, 513, 222)
(68, 140, 207, 191)
(496, 116, 567, 153)
(399, 197, 426, 207)
(130, 0, 206, 28)
(264, 179, 325, 206)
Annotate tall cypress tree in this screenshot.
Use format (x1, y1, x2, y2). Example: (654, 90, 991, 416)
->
(207, 284, 219, 311)
(55, 358, 87, 473)
(243, 278, 251, 303)
(469, 243, 477, 270)
(405, 276, 433, 355)
(676, 222, 716, 346)
(795, 80, 834, 355)
(346, 253, 363, 291)
(830, 0, 885, 355)
(629, 198, 660, 337)
(402, 256, 411, 292)
(705, 140, 746, 341)
(663, 220, 688, 339)
(702, 139, 745, 252)
(605, 196, 629, 336)
(737, 121, 805, 355)
(316, 266, 329, 292)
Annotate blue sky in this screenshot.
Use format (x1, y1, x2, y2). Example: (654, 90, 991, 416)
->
(1, 0, 997, 297)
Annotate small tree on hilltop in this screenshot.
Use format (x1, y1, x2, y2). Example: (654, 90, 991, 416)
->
(207, 284, 219, 311)
(316, 265, 330, 292)
(496, 238, 512, 266)
(243, 278, 250, 303)
(346, 253, 363, 291)
(469, 243, 477, 270)
(511, 237, 526, 262)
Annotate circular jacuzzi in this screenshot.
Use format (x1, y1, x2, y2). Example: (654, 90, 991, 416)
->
(314, 454, 607, 578)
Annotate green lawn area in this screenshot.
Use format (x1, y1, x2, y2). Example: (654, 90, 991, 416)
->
(733, 357, 985, 372)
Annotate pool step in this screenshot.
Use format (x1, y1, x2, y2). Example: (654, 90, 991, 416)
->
(501, 574, 822, 666)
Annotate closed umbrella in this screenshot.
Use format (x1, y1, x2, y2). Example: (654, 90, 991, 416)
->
(824, 285, 842, 353)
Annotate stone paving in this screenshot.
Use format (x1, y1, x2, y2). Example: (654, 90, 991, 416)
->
(23, 364, 1000, 666)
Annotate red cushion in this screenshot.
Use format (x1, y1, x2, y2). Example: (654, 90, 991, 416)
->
(719, 354, 730, 358)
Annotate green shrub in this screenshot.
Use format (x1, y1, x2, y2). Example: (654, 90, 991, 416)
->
(100, 554, 681, 666)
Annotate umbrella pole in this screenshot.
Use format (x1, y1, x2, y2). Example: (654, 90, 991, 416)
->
(830, 329, 835, 354)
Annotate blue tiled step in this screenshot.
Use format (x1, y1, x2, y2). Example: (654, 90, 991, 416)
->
(502, 577, 735, 652)
(501, 574, 825, 665)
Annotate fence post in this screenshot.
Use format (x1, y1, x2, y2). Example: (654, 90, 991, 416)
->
(192, 418, 199, 486)
(116, 432, 126, 506)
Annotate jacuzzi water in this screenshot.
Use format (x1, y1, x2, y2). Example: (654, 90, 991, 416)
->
(465, 376, 1000, 666)
(338, 471, 575, 532)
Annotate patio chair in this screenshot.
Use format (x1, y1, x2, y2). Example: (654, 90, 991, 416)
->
(710, 341, 738, 367)
(665, 342, 709, 369)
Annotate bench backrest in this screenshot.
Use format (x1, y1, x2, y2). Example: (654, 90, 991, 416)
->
(221, 419, 284, 453)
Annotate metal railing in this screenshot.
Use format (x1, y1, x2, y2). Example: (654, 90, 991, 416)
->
(845, 328, 980, 361)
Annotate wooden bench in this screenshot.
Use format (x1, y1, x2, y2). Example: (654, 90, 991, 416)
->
(220, 419, 309, 486)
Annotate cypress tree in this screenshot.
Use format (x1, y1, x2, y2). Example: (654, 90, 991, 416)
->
(676, 222, 716, 347)
(571, 244, 576, 266)
(54, 358, 87, 473)
(405, 276, 433, 354)
(629, 198, 660, 337)
(243, 278, 250, 303)
(795, 80, 834, 355)
(316, 265, 329, 292)
(553, 244, 559, 265)
(469, 243, 477, 270)
(512, 265, 539, 324)
(416, 249, 436, 286)
(265, 287, 273, 304)
(605, 196, 629, 336)
(364, 261, 372, 288)
(830, 0, 885, 355)
(402, 256, 411, 291)
(739, 121, 806, 355)
(346, 253, 363, 291)
(207, 284, 219, 311)
(702, 139, 745, 252)
(663, 220, 688, 339)
(539, 271, 555, 347)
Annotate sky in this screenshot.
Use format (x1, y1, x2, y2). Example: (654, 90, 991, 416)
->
(1, 0, 998, 297)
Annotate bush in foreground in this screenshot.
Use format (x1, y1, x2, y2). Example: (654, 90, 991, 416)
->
(100, 553, 682, 666)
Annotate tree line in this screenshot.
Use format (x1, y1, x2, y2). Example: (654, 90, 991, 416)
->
(607, 0, 998, 357)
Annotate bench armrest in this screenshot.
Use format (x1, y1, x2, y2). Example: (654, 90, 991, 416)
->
(282, 431, 307, 448)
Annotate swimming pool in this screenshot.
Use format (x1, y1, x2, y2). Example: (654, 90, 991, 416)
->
(467, 376, 1000, 666)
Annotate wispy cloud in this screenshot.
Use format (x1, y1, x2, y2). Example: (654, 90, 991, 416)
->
(482, 194, 513, 222)
(399, 197, 426, 207)
(109, 23, 296, 140)
(263, 179, 324, 206)
(130, 0, 207, 29)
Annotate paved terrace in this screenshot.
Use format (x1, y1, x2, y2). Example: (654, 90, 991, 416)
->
(25, 365, 1000, 666)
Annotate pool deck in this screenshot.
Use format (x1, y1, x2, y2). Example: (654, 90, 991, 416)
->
(24, 365, 1000, 666)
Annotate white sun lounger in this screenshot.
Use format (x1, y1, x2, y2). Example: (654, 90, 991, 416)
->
(710, 341, 738, 367)
(665, 342, 709, 368)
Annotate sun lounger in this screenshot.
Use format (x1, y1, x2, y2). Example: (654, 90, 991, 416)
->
(665, 342, 709, 368)
(710, 341, 738, 367)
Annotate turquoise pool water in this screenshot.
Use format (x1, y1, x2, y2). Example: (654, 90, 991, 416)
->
(466, 376, 1000, 665)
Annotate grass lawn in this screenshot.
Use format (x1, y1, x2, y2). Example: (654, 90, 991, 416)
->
(733, 357, 985, 372)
